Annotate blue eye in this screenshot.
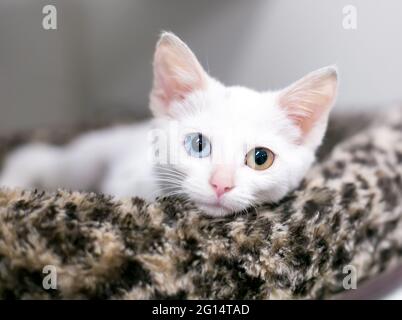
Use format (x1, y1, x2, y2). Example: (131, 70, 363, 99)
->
(184, 133, 211, 158)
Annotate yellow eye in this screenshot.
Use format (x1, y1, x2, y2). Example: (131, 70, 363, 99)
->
(245, 147, 275, 171)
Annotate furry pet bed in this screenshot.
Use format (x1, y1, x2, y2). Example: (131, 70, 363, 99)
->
(0, 109, 401, 299)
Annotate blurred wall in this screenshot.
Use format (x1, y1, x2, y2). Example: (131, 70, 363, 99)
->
(1, 0, 402, 133)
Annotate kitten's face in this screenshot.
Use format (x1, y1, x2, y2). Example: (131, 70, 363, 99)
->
(150, 32, 338, 217)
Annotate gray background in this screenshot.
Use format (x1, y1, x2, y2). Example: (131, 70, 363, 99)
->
(1, 0, 402, 134)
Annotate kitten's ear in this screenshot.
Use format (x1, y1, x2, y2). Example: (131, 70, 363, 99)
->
(150, 32, 208, 117)
(277, 66, 338, 146)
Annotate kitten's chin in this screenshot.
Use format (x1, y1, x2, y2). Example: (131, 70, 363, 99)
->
(196, 202, 236, 217)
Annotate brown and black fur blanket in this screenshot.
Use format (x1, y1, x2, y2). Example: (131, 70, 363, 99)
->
(0, 108, 401, 299)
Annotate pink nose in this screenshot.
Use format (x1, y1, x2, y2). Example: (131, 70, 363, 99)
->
(209, 165, 235, 198)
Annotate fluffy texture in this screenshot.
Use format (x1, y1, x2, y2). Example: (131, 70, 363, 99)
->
(149, 32, 338, 216)
(0, 32, 338, 217)
(0, 108, 401, 299)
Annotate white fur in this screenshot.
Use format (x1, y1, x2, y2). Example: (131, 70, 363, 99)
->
(0, 32, 338, 217)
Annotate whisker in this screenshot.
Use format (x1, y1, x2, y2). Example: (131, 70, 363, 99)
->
(153, 178, 183, 184)
(154, 166, 186, 176)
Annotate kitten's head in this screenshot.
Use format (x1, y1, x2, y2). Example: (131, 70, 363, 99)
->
(150, 32, 338, 217)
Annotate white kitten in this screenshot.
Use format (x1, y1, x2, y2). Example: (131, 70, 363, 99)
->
(0, 32, 338, 217)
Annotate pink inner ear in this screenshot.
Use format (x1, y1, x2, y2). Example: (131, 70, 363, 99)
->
(283, 92, 332, 137)
(152, 38, 206, 109)
(279, 71, 337, 140)
(154, 59, 198, 104)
